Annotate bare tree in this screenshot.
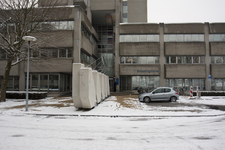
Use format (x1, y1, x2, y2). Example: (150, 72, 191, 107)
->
(0, 0, 61, 102)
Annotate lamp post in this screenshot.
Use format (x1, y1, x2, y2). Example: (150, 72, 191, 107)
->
(22, 36, 37, 111)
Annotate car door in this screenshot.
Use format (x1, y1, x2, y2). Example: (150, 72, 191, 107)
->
(151, 88, 165, 101)
(163, 88, 172, 100)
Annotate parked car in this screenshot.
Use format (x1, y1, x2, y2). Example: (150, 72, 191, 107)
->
(138, 87, 179, 103)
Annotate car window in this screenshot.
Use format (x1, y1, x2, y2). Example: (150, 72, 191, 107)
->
(164, 88, 171, 93)
(153, 89, 164, 94)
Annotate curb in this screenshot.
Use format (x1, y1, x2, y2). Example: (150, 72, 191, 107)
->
(24, 113, 225, 118)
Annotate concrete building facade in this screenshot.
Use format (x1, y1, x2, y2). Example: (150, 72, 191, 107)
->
(1, 0, 225, 96)
(0, 0, 148, 96)
(118, 23, 225, 93)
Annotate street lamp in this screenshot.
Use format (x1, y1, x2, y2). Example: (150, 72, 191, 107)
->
(22, 36, 37, 111)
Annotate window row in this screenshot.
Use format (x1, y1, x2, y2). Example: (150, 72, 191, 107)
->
(120, 75, 160, 91)
(81, 23, 91, 39)
(120, 35, 159, 42)
(165, 56, 205, 64)
(30, 48, 73, 58)
(164, 34, 204, 42)
(211, 79, 225, 91)
(120, 56, 160, 64)
(35, 21, 74, 31)
(209, 34, 225, 42)
(26, 73, 71, 92)
(0, 76, 19, 91)
(81, 51, 90, 64)
(211, 56, 225, 64)
(165, 79, 205, 91)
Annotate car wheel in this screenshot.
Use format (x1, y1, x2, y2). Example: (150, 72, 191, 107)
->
(170, 96, 177, 102)
(144, 97, 150, 103)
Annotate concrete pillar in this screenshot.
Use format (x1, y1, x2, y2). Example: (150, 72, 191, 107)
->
(73, 8, 82, 63)
(72, 63, 84, 108)
(204, 22, 211, 91)
(80, 67, 96, 109)
(19, 61, 25, 91)
(87, 0, 92, 23)
(92, 71, 101, 103)
(114, 0, 120, 91)
(159, 23, 165, 87)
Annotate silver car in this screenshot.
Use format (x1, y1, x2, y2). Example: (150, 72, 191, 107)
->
(138, 87, 179, 103)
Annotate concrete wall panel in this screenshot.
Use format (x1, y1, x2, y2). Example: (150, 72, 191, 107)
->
(27, 59, 73, 73)
(120, 42, 160, 56)
(211, 64, 225, 78)
(0, 60, 19, 76)
(165, 42, 205, 56)
(120, 64, 160, 76)
(127, 0, 147, 23)
(33, 31, 73, 48)
(210, 42, 225, 55)
(92, 71, 101, 103)
(165, 64, 206, 78)
(209, 23, 225, 33)
(120, 24, 159, 34)
(91, 0, 115, 10)
(164, 23, 205, 34)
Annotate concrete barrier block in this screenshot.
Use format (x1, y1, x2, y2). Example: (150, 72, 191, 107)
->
(92, 71, 101, 103)
(72, 63, 84, 108)
(80, 68, 96, 109)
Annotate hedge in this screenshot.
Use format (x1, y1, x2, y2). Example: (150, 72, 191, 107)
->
(193, 91, 225, 96)
(6, 91, 47, 100)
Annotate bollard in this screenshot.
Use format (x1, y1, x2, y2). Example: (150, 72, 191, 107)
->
(197, 86, 199, 98)
(190, 86, 193, 97)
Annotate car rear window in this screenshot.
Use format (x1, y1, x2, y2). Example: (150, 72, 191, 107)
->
(164, 88, 171, 93)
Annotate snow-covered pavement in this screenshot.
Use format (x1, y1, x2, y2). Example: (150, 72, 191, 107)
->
(0, 95, 225, 149)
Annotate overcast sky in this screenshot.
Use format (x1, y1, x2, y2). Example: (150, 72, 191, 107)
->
(148, 0, 225, 23)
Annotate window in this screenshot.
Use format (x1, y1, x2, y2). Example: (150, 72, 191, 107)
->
(154, 88, 164, 94)
(211, 56, 225, 64)
(1, 76, 19, 91)
(209, 34, 225, 42)
(166, 56, 205, 64)
(122, 0, 128, 23)
(120, 56, 159, 64)
(49, 75, 59, 91)
(34, 48, 72, 58)
(39, 21, 74, 31)
(164, 34, 204, 42)
(164, 88, 171, 93)
(120, 35, 159, 42)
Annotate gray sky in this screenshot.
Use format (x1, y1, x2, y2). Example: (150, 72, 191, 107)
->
(148, 0, 225, 23)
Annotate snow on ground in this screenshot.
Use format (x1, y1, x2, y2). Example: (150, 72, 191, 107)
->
(0, 95, 225, 116)
(0, 95, 225, 150)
